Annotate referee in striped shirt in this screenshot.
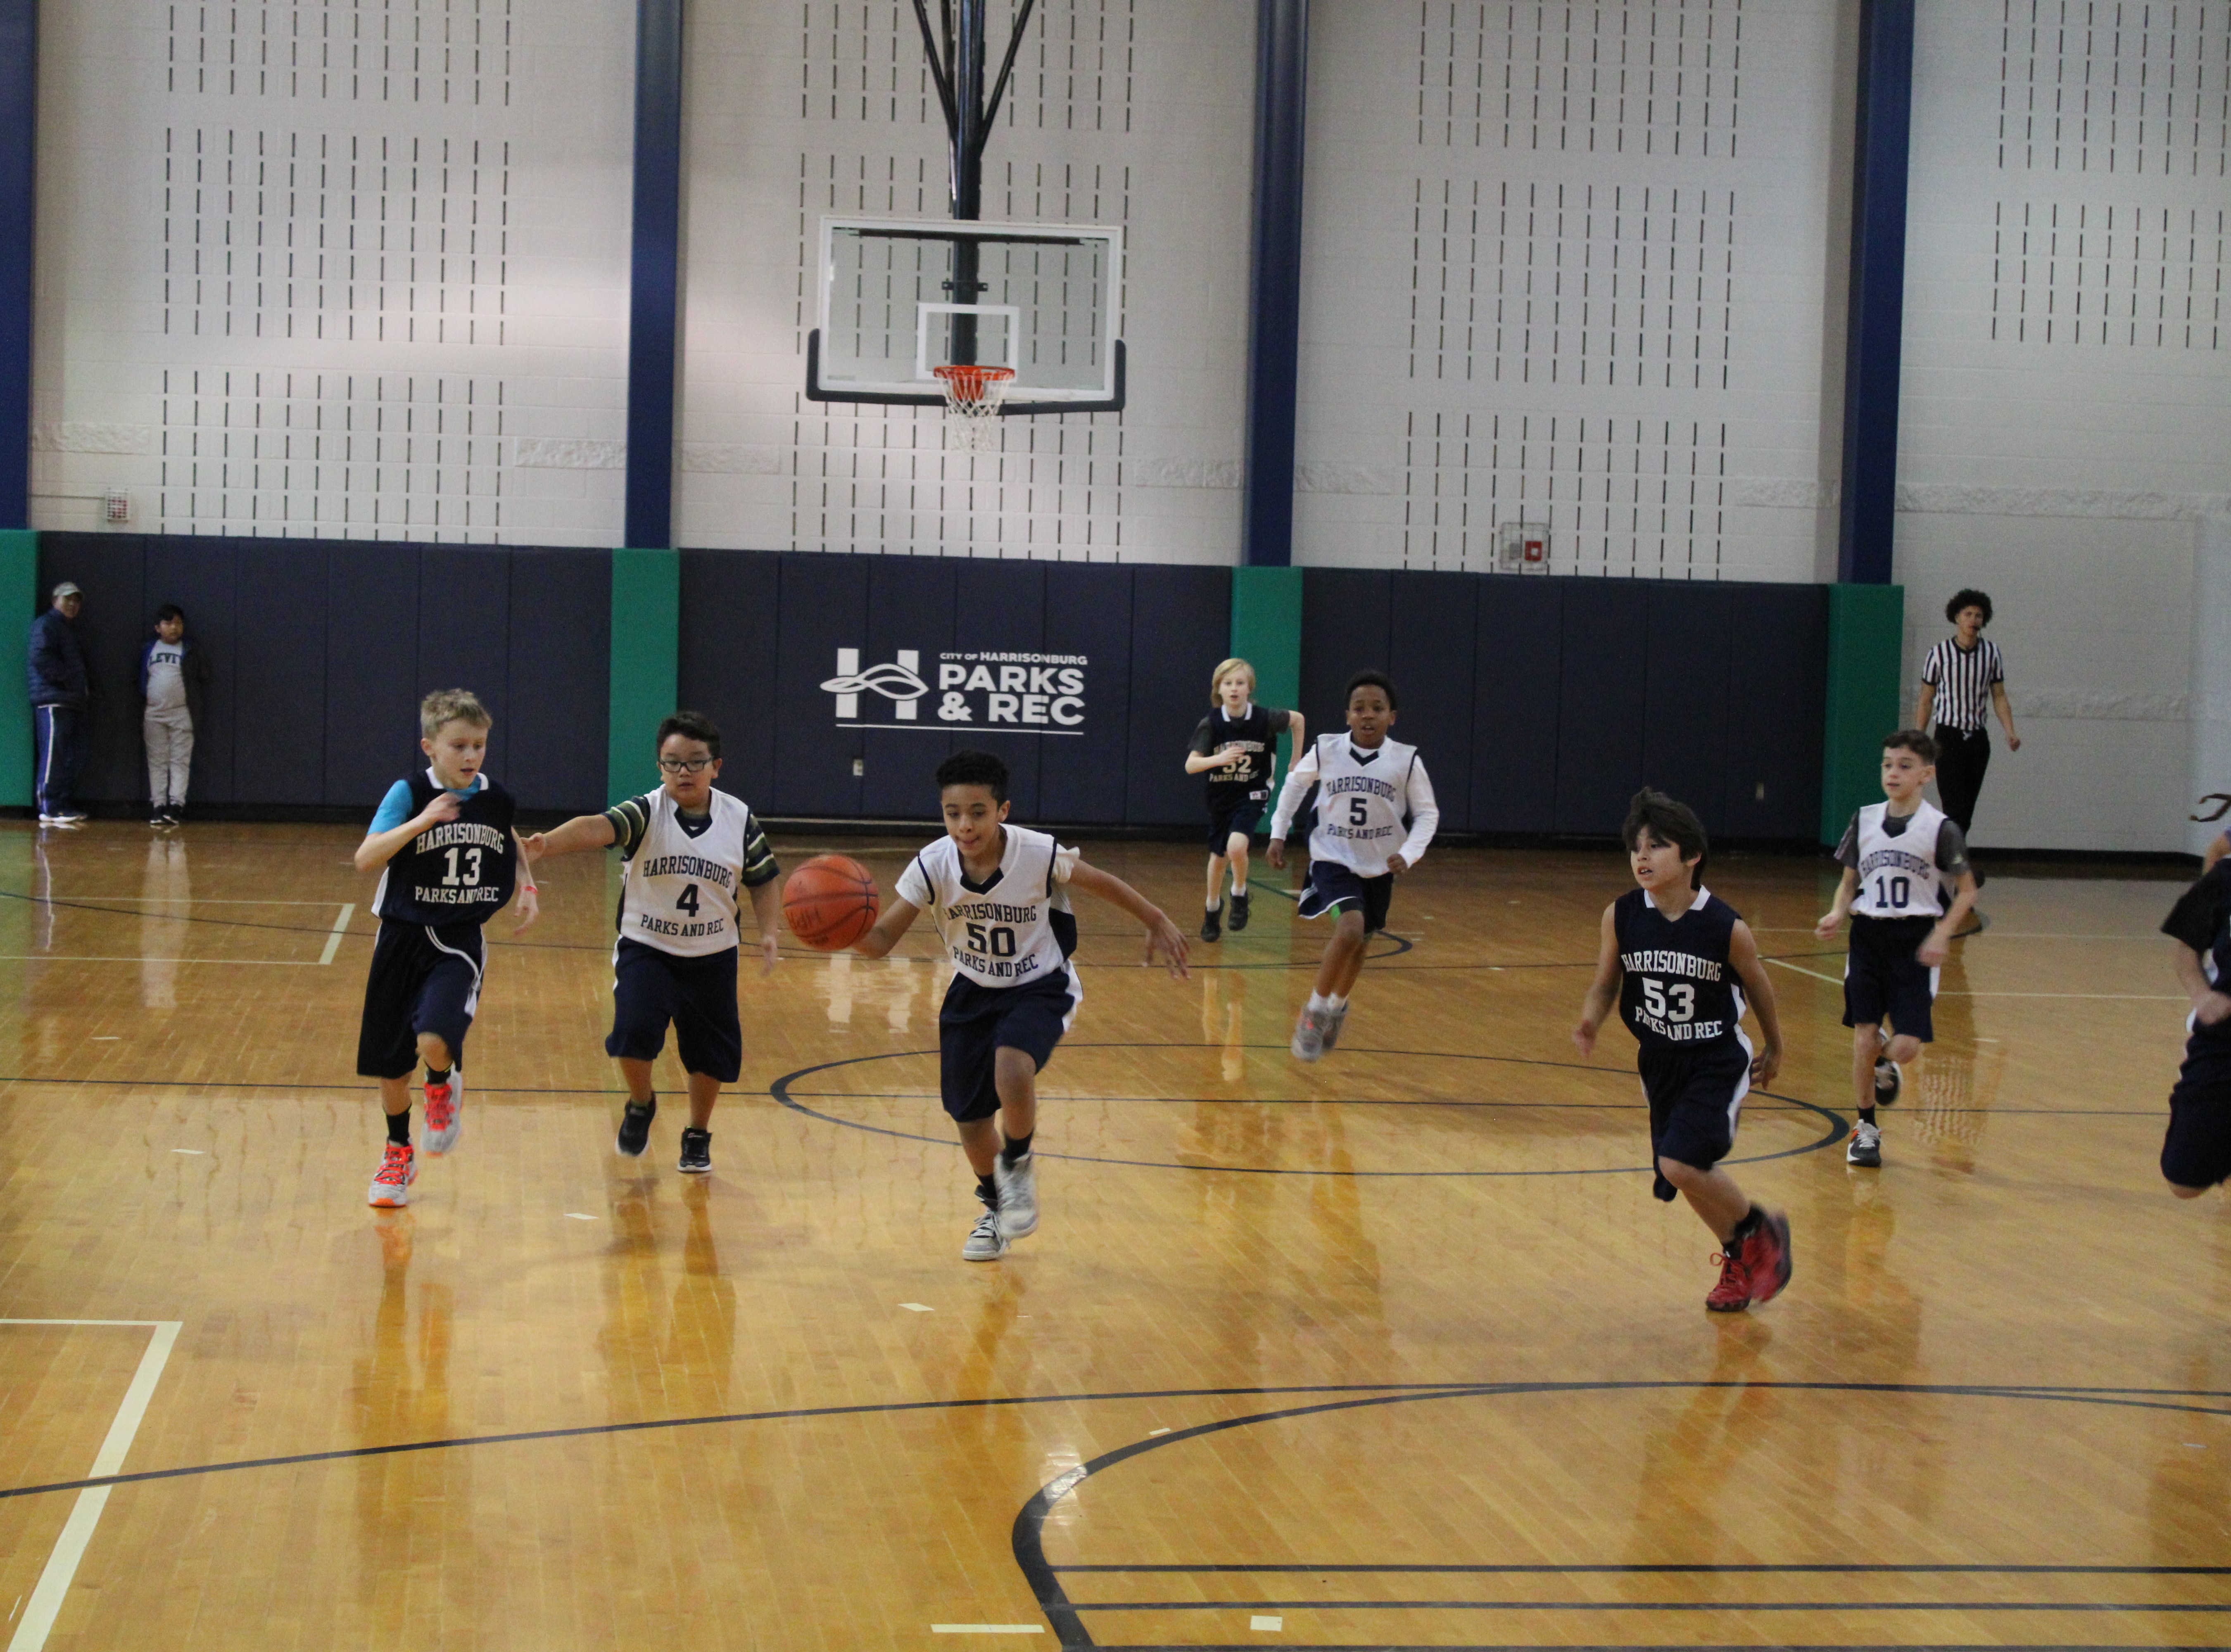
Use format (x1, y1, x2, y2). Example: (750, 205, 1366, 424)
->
(1915, 589, 2021, 847)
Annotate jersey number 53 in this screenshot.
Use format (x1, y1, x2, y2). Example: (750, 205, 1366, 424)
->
(1641, 978, 1695, 1022)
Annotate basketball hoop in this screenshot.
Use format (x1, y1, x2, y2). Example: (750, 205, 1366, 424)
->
(933, 363, 1014, 451)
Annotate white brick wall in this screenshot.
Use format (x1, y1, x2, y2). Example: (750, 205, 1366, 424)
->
(1293, 0, 1843, 581)
(1901, 0, 2231, 851)
(674, 0, 1252, 562)
(30, 0, 632, 544)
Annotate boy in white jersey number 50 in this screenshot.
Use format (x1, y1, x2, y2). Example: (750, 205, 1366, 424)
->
(849, 750, 1190, 1263)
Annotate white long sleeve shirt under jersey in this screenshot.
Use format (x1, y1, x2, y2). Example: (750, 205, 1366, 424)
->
(1268, 734, 1440, 876)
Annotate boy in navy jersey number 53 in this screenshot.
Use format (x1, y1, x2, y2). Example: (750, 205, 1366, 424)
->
(1575, 789, 1792, 1313)
(354, 689, 539, 1209)
(2157, 857, 2231, 1196)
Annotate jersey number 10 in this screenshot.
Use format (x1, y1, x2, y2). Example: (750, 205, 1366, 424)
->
(1872, 874, 1912, 910)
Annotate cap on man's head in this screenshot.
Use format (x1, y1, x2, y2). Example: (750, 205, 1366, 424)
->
(50, 582, 81, 601)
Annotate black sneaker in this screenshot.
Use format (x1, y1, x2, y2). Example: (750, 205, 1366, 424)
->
(1873, 1059, 1901, 1105)
(1229, 890, 1251, 931)
(678, 1127, 712, 1174)
(1200, 904, 1222, 942)
(616, 1098, 656, 1158)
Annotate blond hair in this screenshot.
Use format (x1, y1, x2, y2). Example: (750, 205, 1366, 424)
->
(419, 688, 492, 737)
(1209, 657, 1256, 705)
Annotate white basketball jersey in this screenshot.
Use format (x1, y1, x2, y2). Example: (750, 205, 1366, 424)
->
(1851, 800, 1949, 919)
(616, 790, 756, 957)
(896, 825, 1081, 996)
(1307, 735, 1424, 876)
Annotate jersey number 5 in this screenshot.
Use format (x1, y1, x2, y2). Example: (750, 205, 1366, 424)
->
(1642, 979, 1695, 1023)
(440, 846, 483, 888)
(1347, 797, 1369, 826)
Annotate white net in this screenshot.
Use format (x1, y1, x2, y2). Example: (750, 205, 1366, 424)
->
(934, 364, 1014, 451)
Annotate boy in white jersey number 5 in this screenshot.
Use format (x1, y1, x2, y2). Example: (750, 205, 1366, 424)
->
(849, 750, 1189, 1262)
(527, 712, 784, 1175)
(1266, 671, 1439, 1061)
(1815, 730, 1979, 1171)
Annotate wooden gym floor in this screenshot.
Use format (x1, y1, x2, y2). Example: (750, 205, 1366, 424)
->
(0, 820, 2224, 1651)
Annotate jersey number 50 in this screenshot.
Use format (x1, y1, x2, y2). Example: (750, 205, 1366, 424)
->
(966, 921, 1017, 958)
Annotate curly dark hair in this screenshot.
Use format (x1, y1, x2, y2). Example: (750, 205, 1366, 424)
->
(1345, 669, 1399, 710)
(936, 748, 1010, 802)
(1945, 588, 1994, 626)
(1621, 788, 1708, 890)
(656, 710, 722, 759)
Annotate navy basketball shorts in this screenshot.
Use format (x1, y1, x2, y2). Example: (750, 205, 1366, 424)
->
(1207, 795, 1267, 852)
(1841, 914, 1939, 1042)
(2162, 1033, 2231, 1189)
(606, 937, 744, 1083)
(1295, 860, 1394, 934)
(1639, 1040, 1753, 1199)
(938, 971, 1078, 1124)
(356, 919, 485, 1080)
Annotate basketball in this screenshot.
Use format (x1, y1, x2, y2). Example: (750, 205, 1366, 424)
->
(783, 854, 879, 951)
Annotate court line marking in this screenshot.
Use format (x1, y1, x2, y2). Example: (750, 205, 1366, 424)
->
(1761, 957, 2181, 1000)
(318, 903, 354, 966)
(0, 1320, 181, 1652)
(0, 957, 328, 966)
(931, 1627, 1043, 1635)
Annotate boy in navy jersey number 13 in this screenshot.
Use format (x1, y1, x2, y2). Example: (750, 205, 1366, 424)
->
(848, 750, 1189, 1262)
(1575, 790, 1792, 1312)
(354, 690, 539, 1208)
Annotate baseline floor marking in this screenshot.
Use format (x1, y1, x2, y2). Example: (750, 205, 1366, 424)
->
(1, 1320, 181, 1652)
(318, 904, 354, 966)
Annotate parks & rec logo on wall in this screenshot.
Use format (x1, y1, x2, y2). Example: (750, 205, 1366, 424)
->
(822, 648, 1087, 734)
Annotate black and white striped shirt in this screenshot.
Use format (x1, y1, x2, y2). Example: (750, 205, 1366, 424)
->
(1922, 638, 2004, 733)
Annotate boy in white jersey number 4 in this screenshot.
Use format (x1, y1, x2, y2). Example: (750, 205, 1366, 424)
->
(1815, 730, 1979, 1170)
(848, 750, 1189, 1262)
(527, 712, 784, 1175)
(1266, 670, 1439, 1061)
(1575, 790, 1792, 1311)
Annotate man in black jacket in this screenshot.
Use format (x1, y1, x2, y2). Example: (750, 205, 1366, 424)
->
(28, 582, 91, 825)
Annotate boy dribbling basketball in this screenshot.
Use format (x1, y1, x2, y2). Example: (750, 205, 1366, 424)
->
(1266, 670, 1438, 1060)
(1574, 789, 1792, 1311)
(525, 711, 782, 1174)
(848, 750, 1189, 1261)
(354, 690, 539, 1208)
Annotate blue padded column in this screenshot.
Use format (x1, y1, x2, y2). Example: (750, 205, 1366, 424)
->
(0, 0, 36, 529)
(624, 0, 684, 550)
(1240, 0, 1308, 569)
(1836, 0, 1915, 586)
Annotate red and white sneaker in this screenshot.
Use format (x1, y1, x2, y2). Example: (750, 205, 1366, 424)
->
(368, 1141, 417, 1208)
(1739, 1208, 1794, 1306)
(422, 1071, 463, 1156)
(1705, 1248, 1753, 1312)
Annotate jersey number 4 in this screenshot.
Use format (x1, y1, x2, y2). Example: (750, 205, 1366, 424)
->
(675, 883, 701, 916)
(1642, 979, 1695, 1023)
(440, 846, 484, 888)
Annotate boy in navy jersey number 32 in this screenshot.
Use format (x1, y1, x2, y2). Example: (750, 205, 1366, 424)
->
(354, 689, 539, 1208)
(1575, 789, 1792, 1312)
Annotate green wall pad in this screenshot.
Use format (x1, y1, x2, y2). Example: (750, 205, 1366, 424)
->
(0, 531, 35, 808)
(608, 546, 680, 806)
(1820, 582, 1906, 845)
(1229, 565, 1304, 775)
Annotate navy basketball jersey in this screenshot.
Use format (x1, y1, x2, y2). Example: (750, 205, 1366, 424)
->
(373, 772, 519, 925)
(1614, 886, 1749, 1051)
(2163, 862, 2231, 1040)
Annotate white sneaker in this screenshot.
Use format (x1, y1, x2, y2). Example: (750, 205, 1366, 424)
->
(368, 1141, 417, 1207)
(1847, 1120, 1883, 1168)
(1872, 1059, 1901, 1105)
(421, 1071, 463, 1156)
(1290, 1006, 1328, 1062)
(994, 1151, 1039, 1238)
(1321, 1002, 1350, 1051)
(962, 1208, 1010, 1261)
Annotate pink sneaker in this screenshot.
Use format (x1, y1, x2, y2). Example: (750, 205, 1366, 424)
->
(422, 1072, 463, 1156)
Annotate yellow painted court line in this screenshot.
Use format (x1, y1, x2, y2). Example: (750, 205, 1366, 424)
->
(1, 1320, 182, 1652)
(318, 904, 354, 966)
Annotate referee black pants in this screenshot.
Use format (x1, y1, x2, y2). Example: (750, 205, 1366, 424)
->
(1934, 725, 1990, 835)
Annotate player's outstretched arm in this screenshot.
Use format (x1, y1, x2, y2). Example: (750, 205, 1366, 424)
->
(352, 789, 460, 873)
(1067, 859, 1190, 977)
(521, 813, 620, 862)
(508, 829, 541, 934)
(851, 895, 922, 961)
(1727, 919, 1783, 1087)
(1814, 867, 1859, 938)
(1572, 902, 1622, 1057)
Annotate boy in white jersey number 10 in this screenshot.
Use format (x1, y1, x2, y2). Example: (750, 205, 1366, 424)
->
(1815, 730, 1978, 1171)
(1267, 670, 1439, 1061)
(849, 750, 1190, 1262)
